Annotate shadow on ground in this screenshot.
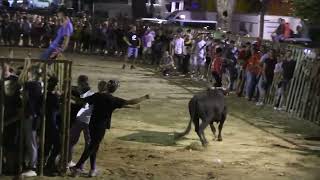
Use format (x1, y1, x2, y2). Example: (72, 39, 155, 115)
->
(118, 130, 178, 146)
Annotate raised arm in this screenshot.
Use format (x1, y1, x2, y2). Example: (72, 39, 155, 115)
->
(126, 94, 150, 105)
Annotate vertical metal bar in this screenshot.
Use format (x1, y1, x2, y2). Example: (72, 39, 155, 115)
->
(39, 63, 47, 176)
(0, 62, 5, 175)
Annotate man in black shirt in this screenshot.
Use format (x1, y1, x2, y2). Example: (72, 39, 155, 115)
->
(71, 80, 149, 177)
(122, 25, 141, 70)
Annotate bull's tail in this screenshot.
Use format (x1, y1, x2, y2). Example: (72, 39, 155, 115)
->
(174, 118, 192, 139)
(174, 99, 196, 139)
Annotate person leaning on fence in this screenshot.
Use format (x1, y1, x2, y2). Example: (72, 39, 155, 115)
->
(40, 6, 73, 61)
(20, 65, 43, 177)
(274, 50, 296, 110)
(1, 64, 22, 175)
(256, 49, 278, 106)
(70, 80, 150, 177)
(44, 76, 61, 174)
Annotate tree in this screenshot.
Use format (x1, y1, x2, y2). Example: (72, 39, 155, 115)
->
(216, 0, 236, 31)
(292, 0, 320, 24)
(132, 0, 148, 19)
(292, 0, 320, 42)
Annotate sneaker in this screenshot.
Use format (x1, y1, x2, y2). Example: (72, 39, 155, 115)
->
(256, 102, 264, 106)
(130, 65, 135, 70)
(70, 167, 82, 177)
(21, 170, 37, 177)
(67, 161, 76, 168)
(89, 169, 98, 177)
(122, 64, 126, 69)
(274, 106, 278, 110)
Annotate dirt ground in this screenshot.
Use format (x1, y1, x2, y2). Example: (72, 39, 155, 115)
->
(1, 48, 320, 180)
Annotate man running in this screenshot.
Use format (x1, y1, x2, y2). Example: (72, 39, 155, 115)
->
(122, 25, 141, 70)
(40, 6, 73, 61)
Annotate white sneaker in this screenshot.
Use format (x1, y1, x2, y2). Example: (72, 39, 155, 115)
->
(89, 169, 98, 177)
(274, 107, 278, 110)
(256, 102, 264, 106)
(67, 161, 76, 168)
(21, 170, 37, 177)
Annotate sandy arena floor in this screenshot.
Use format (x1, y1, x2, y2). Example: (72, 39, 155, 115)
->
(1, 48, 320, 180)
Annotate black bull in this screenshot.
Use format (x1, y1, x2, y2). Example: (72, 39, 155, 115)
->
(175, 88, 227, 146)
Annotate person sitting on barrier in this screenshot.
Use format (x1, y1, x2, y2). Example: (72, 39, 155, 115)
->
(68, 75, 94, 170)
(44, 76, 61, 174)
(40, 5, 73, 61)
(70, 80, 150, 177)
(2, 64, 22, 175)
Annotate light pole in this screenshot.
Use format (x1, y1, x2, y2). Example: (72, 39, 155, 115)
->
(259, 0, 268, 39)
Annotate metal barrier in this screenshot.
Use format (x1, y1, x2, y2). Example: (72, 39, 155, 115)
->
(0, 57, 72, 176)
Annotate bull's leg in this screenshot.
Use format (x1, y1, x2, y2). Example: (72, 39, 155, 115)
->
(199, 121, 209, 146)
(210, 123, 217, 140)
(218, 109, 227, 141)
(217, 122, 224, 141)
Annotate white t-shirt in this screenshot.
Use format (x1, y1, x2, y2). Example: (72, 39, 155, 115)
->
(77, 90, 94, 124)
(196, 40, 206, 58)
(174, 38, 184, 55)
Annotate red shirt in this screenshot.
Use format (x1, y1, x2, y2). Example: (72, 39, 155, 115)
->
(247, 53, 262, 75)
(211, 56, 223, 74)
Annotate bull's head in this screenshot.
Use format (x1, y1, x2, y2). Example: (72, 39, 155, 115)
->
(207, 86, 229, 96)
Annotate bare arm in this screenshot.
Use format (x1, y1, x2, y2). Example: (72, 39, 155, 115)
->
(123, 36, 131, 46)
(126, 94, 150, 105)
(123, 104, 141, 110)
(61, 36, 70, 52)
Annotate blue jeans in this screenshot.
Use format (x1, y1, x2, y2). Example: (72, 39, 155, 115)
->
(40, 47, 56, 60)
(246, 71, 259, 99)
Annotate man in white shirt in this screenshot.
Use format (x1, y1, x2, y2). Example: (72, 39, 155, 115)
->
(195, 35, 207, 79)
(68, 75, 94, 169)
(174, 34, 185, 73)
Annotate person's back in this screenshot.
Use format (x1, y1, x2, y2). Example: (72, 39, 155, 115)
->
(87, 93, 126, 129)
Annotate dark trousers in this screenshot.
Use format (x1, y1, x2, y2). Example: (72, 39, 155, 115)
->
(212, 71, 222, 87)
(44, 112, 61, 169)
(75, 124, 106, 170)
(174, 54, 184, 73)
(183, 54, 190, 74)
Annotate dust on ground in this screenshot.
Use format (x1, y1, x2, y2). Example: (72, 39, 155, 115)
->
(1, 48, 320, 180)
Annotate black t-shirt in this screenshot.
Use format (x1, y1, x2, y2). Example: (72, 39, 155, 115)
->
(85, 93, 127, 129)
(127, 32, 140, 48)
(282, 60, 296, 80)
(25, 81, 43, 117)
(263, 58, 277, 79)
